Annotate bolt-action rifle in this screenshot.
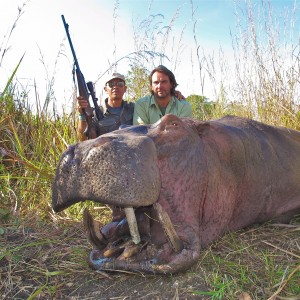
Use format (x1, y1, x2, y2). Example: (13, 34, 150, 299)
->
(61, 15, 103, 138)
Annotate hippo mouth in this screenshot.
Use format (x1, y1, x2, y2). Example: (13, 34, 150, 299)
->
(83, 202, 184, 274)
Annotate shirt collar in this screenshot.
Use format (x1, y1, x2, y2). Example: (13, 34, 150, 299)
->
(150, 95, 176, 108)
(103, 98, 124, 114)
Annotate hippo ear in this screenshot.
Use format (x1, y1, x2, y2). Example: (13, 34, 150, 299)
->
(195, 121, 210, 136)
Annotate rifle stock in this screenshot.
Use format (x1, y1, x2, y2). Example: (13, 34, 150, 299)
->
(61, 15, 103, 139)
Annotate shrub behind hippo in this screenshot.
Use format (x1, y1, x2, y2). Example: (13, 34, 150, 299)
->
(52, 114, 300, 274)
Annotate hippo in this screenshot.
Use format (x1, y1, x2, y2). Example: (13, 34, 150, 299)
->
(52, 114, 300, 274)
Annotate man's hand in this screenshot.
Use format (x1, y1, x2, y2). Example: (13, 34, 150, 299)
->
(77, 96, 89, 114)
(174, 90, 185, 100)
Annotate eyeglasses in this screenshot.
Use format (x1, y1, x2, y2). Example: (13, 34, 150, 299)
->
(106, 81, 125, 88)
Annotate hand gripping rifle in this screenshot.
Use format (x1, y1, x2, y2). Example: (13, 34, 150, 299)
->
(61, 15, 103, 138)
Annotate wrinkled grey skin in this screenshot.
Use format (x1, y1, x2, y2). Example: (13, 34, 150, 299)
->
(53, 129, 161, 209)
(52, 114, 300, 274)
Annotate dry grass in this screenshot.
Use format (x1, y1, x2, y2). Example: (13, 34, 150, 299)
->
(1, 214, 299, 300)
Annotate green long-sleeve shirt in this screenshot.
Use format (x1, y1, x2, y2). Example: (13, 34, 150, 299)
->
(133, 95, 192, 125)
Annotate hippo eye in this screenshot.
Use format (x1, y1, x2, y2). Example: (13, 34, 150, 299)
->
(165, 121, 179, 130)
(168, 121, 178, 126)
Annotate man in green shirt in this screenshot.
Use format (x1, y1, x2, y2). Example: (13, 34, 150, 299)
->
(133, 65, 192, 125)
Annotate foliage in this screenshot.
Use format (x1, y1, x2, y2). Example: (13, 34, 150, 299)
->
(200, 0, 300, 128)
(0, 90, 72, 222)
(186, 94, 214, 120)
(125, 65, 149, 101)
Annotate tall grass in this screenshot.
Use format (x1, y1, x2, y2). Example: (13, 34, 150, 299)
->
(0, 80, 75, 222)
(201, 0, 300, 128)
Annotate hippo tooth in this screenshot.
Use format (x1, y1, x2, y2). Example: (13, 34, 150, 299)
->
(103, 240, 133, 258)
(124, 207, 141, 244)
(118, 242, 140, 259)
(154, 203, 184, 253)
(83, 208, 108, 250)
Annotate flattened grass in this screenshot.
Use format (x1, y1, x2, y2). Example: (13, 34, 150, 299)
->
(193, 220, 300, 299)
(0, 216, 299, 299)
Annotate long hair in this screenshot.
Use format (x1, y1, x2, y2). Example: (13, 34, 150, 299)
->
(149, 65, 178, 96)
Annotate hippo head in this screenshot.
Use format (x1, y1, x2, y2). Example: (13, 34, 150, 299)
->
(52, 114, 209, 274)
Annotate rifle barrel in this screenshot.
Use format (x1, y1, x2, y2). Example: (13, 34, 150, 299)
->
(61, 15, 103, 121)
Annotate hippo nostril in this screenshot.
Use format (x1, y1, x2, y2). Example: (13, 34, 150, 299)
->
(133, 125, 148, 134)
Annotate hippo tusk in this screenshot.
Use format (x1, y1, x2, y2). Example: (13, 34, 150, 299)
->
(154, 203, 184, 253)
(83, 208, 108, 249)
(124, 207, 141, 244)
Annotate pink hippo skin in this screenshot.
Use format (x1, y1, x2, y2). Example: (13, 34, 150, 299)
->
(52, 114, 300, 274)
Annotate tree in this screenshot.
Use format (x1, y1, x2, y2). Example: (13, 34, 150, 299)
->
(186, 94, 214, 120)
(125, 65, 149, 102)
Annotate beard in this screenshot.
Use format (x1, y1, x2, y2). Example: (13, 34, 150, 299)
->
(154, 90, 170, 99)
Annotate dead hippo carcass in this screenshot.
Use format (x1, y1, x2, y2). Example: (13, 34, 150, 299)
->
(52, 114, 300, 274)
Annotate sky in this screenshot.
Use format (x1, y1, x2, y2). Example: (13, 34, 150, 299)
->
(1, 0, 299, 113)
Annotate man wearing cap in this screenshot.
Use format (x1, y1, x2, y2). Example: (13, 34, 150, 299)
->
(76, 72, 134, 141)
(133, 65, 192, 125)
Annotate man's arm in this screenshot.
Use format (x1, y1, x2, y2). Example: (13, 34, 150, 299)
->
(174, 90, 185, 100)
(133, 99, 149, 125)
(179, 101, 193, 118)
(76, 96, 88, 141)
(77, 119, 88, 141)
(76, 96, 99, 141)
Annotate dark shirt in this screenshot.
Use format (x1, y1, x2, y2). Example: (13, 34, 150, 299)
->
(93, 98, 134, 136)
